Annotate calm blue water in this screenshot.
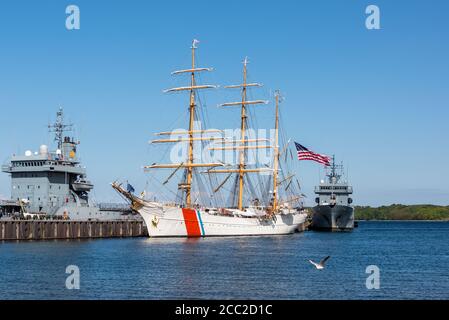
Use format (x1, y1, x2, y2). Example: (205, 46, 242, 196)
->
(0, 221, 448, 300)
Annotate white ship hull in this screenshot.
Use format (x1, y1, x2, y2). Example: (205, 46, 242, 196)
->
(138, 205, 307, 238)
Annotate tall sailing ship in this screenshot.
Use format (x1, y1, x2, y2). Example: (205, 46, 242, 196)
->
(113, 41, 307, 237)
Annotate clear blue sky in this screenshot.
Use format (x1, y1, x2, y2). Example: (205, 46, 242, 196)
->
(1, 0, 448, 206)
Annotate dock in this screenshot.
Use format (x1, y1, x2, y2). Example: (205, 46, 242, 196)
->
(0, 220, 147, 241)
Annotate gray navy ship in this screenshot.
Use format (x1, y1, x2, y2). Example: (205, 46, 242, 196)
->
(311, 157, 354, 231)
(0, 108, 137, 221)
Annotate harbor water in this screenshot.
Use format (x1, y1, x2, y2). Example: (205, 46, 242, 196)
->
(1, 221, 448, 300)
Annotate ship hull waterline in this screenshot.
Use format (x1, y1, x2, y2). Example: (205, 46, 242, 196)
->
(113, 184, 307, 238)
(311, 205, 354, 232)
(139, 206, 307, 238)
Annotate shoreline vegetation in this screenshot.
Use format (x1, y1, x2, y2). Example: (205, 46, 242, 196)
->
(354, 204, 449, 221)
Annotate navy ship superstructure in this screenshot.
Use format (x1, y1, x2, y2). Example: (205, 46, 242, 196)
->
(1, 108, 136, 221)
(311, 157, 354, 231)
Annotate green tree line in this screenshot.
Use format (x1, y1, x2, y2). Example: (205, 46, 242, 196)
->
(355, 204, 449, 220)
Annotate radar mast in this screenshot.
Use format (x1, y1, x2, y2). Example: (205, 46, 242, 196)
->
(48, 107, 74, 150)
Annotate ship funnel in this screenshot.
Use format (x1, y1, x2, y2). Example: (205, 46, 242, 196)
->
(62, 136, 77, 161)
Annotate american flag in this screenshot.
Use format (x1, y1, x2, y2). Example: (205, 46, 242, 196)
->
(295, 142, 331, 166)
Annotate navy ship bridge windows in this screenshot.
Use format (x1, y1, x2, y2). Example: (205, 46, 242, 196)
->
(12, 161, 46, 167)
(319, 186, 349, 191)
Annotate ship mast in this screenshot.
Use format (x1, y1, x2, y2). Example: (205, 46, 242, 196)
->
(327, 155, 342, 183)
(208, 58, 270, 211)
(48, 107, 73, 150)
(272, 91, 281, 213)
(330, 155, 336, 179)
(186, 41, 198, 207)
(144, 40, 222, 208)
(237, 58, 249, 211)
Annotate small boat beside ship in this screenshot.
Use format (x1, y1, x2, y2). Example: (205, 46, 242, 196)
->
(113, 40, 308, 237)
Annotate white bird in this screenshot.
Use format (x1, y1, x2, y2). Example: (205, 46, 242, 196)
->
(309, 256, 331, 270)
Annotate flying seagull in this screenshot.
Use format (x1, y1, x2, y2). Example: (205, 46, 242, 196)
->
(309, 256, 331, 270)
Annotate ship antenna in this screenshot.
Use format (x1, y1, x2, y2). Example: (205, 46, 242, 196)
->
(48, 107, 73, 150)
(331, 155, 336, 178)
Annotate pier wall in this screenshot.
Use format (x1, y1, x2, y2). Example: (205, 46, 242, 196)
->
(0, 220, 147, 241)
